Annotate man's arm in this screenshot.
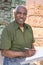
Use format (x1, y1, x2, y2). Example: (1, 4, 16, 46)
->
(28, 44, 36, 56)
(1, 50, 25, 58)
(24, 44, 36, 57)
(1, 44, 36, 58)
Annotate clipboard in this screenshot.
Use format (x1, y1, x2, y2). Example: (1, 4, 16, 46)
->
(20, 47, 43, 64)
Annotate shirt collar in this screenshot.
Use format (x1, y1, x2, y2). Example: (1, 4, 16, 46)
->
(13, 20, 28, 30)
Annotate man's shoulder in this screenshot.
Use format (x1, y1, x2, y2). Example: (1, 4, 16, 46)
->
(24, 23, 32, 29)
(6, 20, 15, 28)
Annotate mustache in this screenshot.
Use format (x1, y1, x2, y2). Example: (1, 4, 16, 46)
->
(19, 17, 24, 19)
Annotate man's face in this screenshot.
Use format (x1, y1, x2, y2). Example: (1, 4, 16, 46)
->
(15, 7, 27, 26)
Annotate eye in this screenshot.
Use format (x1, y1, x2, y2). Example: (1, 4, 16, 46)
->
(17, 12, 21, 14)
(23, 13, 27, 15)
(17, 12, 27, 16)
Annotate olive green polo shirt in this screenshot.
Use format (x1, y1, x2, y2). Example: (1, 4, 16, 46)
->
(0, 21, 35, 51)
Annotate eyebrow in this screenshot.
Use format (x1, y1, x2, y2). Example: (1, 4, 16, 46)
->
(17, 11, 27, 15)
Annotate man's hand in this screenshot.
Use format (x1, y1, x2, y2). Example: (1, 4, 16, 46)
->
(23, 47, 36, 57)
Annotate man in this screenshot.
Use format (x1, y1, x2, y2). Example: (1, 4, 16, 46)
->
(0, 5, 36, 65)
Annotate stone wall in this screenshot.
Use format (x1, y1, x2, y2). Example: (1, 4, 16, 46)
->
(26, 0, 43, 65)
(26, 0, 43, 46)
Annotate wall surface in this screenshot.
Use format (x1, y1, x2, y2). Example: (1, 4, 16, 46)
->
(26, 0, 43, 65)
(0, 51, 4, 65)
(26, 0, 43, 46)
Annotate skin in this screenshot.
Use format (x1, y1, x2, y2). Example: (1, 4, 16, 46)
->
(1, 5, 36, 58)
(15, 6, 27, 27)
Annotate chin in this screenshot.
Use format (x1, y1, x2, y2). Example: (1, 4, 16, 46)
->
(19, 22, 24, 25)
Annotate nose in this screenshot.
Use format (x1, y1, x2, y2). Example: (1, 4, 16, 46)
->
(20, 13, 24, 18)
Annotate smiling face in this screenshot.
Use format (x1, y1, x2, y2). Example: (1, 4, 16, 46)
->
(15, 6, 27, 26)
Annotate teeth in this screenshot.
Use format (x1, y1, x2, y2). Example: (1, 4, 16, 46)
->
(20, 19, 23, 21)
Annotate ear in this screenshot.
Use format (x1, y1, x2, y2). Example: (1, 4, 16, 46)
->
(13, 9, 16, 18)
(13, 11, 16, 18)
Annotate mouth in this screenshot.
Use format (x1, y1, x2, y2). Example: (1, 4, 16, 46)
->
(19, 18, 24, 22)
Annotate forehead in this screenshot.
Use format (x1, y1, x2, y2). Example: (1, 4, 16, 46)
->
(16, 6, 27, 13)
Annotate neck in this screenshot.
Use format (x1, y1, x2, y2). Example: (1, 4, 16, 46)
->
(19, 23, 24, 27)
(15, 20, 24, 27)
(19, 25, 23, 27)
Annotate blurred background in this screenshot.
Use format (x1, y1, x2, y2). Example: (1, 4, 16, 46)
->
(0, 0, 43, 65)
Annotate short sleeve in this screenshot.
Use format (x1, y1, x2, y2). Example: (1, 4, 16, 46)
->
(0, 27, 11, 50)
(31, 28, 35, 43)
(30, 26, 35, 48)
